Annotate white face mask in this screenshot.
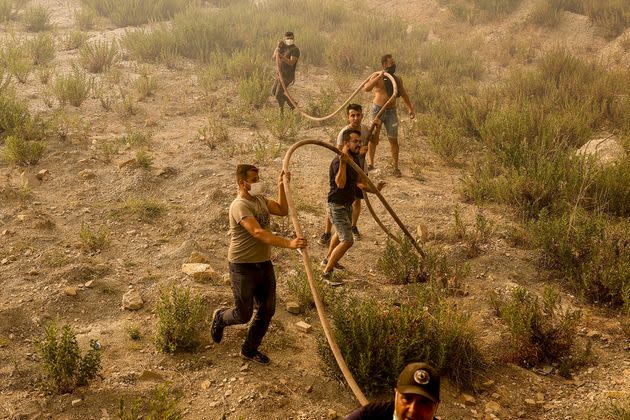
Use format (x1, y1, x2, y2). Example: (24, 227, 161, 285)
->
(284, 39, 294, 46)
(248, 181, 265, 196)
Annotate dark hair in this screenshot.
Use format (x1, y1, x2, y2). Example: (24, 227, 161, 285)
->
(236, 164, 258, 184)
(284, 31, 294, 38)
(347, 103, 362, 114)
(341, 128, 361, 143)
(381, 53, 393, 66)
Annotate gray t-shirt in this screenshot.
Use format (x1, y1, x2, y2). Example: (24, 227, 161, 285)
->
(228, 195, 271, 263)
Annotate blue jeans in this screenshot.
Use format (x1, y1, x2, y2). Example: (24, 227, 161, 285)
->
(328, 202, 353, 243)
(221, 260, 276, 354)
(371, 104, 399, 138)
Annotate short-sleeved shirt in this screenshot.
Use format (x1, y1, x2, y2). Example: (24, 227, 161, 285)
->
(344, 401, 394, 420)
(328, 154, 360, 205)
(228, 195, 271, 263)
(278, 45, 300, 83)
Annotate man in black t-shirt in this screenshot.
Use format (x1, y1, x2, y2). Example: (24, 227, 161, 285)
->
(322, 128, 384, 286)
(345, 362, 441, 420)
(271, 31, 300, 113)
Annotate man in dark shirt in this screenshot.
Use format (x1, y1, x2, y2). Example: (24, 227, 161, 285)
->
(322, 128, 383, 285)
(345, 362, 441, 420)
(271, 31, 300, 113)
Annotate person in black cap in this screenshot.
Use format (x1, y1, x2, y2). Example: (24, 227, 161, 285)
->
(344, 362, 441, 420)
(271, 31, 300, 113)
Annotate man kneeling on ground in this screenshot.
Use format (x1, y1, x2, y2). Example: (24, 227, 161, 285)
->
(345, 362, 441, 420)
(210, 164, 307, 365)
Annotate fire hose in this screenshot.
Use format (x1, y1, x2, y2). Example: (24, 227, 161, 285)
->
(275, 52, 425, 405)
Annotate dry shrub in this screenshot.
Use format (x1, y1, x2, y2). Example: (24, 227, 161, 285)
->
(154, 284, 205, 353)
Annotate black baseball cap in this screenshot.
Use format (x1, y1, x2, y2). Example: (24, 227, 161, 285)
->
(396, 362, 441, 403)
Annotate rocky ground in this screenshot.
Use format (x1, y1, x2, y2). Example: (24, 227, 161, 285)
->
(1, 0, 629, 419)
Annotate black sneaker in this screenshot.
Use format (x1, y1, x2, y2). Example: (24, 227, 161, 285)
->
(241, 349, 270, 365)
(321, 257, 345, 270)
(392, 168, 402, 178)
(351, 226, 361, 240)
(317, 232, 331, 246)
(210, 308, 225, 344)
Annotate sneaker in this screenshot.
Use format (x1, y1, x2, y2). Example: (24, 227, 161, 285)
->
(323, 277, 344, 287)
(317, 232, 331, 246)
(392, 168, 402, 178)
(351, 226, 361, 240)
(210, 308, 225, 344)
(321, 257, 345, 270)
(241, 349, 271, 365)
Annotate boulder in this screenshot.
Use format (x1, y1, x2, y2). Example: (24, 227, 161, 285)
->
(181, 263, 217, 281)
(122, 289, 144, 310)
(576, 136, 626, 166)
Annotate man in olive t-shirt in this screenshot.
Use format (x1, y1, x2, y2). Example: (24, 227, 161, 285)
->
(210, 164, 307, 365)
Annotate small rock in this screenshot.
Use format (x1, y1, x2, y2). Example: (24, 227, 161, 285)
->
(482, 379, 496, 388)
(36, 169, 49, 181)
(239, 364, 249, 372)
(327, 409, 338, 420)
(64, 287, 77, 296)
(84, 280, 94, 288)
(524, 398, 536, 405)
(224, 390, 232, 397)
(181, 263, 217, 282)
(122, 289, 144, 310)
(485, 401, 501, 413)
(305, 385, 313, 393)
(1, 258, 8, 265)
(71, 399, 82, 407)
(460, 393, 476, 406)
(286, 302, 301, 314)
(295, 321, 312, 333)
(79, 169, 96, 179)
(201, 380, 211, 390)
(416, 223, 428, 243)
(586, 330, 601, 339)
(188, 251, 211, 264)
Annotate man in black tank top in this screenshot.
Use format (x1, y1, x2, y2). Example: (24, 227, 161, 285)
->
(271, 31, 300, 113)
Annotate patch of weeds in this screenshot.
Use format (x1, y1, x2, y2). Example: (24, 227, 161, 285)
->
(238, 69, 272, 109)
(80, 39, 118, 73)
(154, 284, 205, 353)
(121, 25, 177, 63)
(251, 133, 283, 165)
(120, 197, 165, 222)
(75, 6, 96, 30)
(83, 0, 194, 27)
(119, 130, 152, 148)
(35, 324, 102, 393)
(600, 397, 630, 420)
(492, 287, 588, 377)
(196, 117, 229, 150)
(118, 383, 183, 420)
(63, 30, 88, 50)
(263, 108, 302, 143)
(115, 93, 139, 117)
(126, 325, 141, 341)
(452, 207, 493, 258)
(37, 65, 52, 84)
(319, 289, 485, 393)
(27, 32, 55, 66)
(377, 237, 425, 284)
(2, 42, 33, 83)
(79, 223, 109, 252)
(286, 266, 331, 310)
(135, 150, 153, 169)
(529, 0, 563, 27)
(53, 68, 92, 107)
(22, 5, 52, 31)
(1, 135, 46, 166)
(0, 0, 15, 22)
(135, 66, 158, 100)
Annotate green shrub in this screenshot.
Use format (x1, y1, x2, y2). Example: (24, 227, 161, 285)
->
(82, 0, 194, 27)
(452, 207, 493, 258)
(1, 43, 33, 83)
(120, 197, 165, 222)
(377, 237, 424, 284)
(63, 30, 89, 50)
(119, 130, 152, 147)
(532, 210, 630, 312)
(238, 69, 272, 109)
(74, 6, 96, 30)
(493, 287, 586, 376)
(0, 66, 11, 93)
(35, 324, 102, 393)
(53, 68, 92, 107)
(27, 32, 55, 66)
(583, 0, 629, 39)
(80, 39, 118, 73)
(154, 284, 205, 353)
(2, 135, 46, 166)
(424, 117, 466, 165)
(118, 383, 183, 420)
(135, 68, 157, 100)
(23, 5, 52, 31)
(0, 0, 14, 22)
(0, 93, 30, 134)
(135, 150, 153, 169)
(529, 0, 563, 27)
(79, 223, 109, 251)
(320, 290, 485, 393)
(121, 26, 177, 63)
(589, 159, 630, 217)
(196, 117, 229, 149)
(263, 108, 302, 142)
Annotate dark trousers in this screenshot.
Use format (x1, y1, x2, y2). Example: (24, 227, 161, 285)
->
(271, 79, 294, 111)
(221, 260, 276, 354)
